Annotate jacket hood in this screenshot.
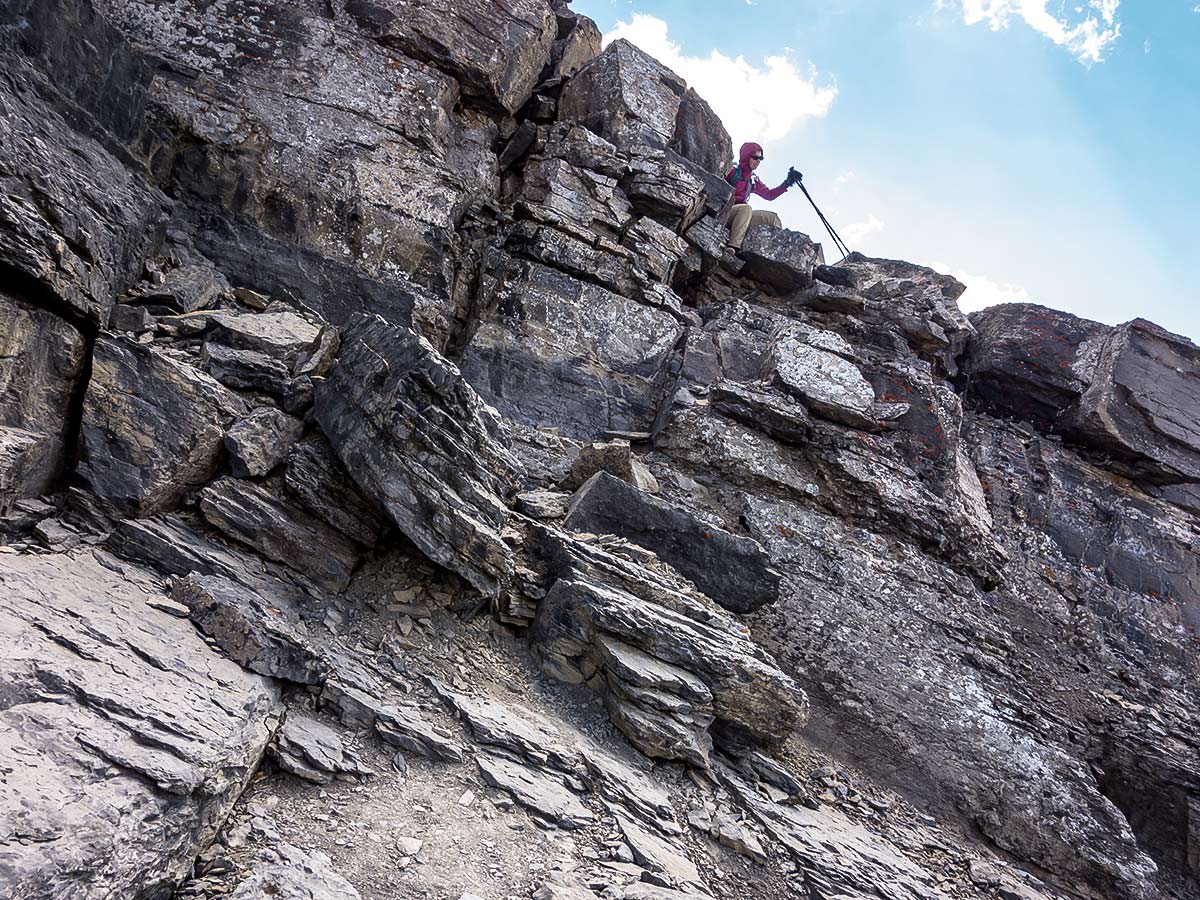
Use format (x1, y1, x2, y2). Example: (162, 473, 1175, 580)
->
(738, 142, 763, 169)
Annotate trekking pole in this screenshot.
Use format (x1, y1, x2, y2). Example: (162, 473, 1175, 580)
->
(789, 169, 852, 262)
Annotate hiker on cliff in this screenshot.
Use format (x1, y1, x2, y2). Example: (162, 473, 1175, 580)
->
(724, 141, 802, 252)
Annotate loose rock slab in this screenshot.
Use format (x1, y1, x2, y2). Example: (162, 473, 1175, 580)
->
(476, 751, 594, 830)
(79, 336, 247, 516)
(0, 550, 279, 899)
(316, 315, 524, 596)
(564, 472, 781, 614)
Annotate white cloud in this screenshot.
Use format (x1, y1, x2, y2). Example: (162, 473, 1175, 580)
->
(938, 0, 1122, 65)
(843, 215, 885, 246)
(832, 170, 855, 193)
(933, 261, 1032, 312)
(604, 14, 836, 143)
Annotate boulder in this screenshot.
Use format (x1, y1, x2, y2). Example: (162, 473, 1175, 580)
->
(961, 303, 1108, 430)
(346, 0, 558, 114)
(374, 705, 465, 762)
(227, 843, 360, 900)
(762, 333, 878, 430)
(316, 315, 524, 597)
(78, 336, 248, 516)
(623, 217, 690, 285)
(0, 50, 166, 324)
(559, 39, 686, 152)
(283, 440, 384, 547)
(737, 226, 821, 293)
(129, 263, 228, 314)
(517, 155, 633, 240)
(671, 88, 732, 176)
(0, 292, 89, 494)
(842, 253, 973, 372)
(225, 408, 306, 479)
(270, 715, 370, 784)
(200, 477, 361, 593)
(529, 524, 806, 760)
(461, 262, 683, 439)
(205, 311, 325, 371)
(172, 573, 327, 685)
(709, 381, 812, 445)
(562, 440, 659, 493)
(0, 550, 279, 899)
(0, 428, 50, 514)
(546, 12, 601, 81)
(476, 751, 594, 829)
(200, 342, 314, 413)
(1062, 319, 1200, 483)
(564, 472, 781, 614)
(624, 150, 708, 230)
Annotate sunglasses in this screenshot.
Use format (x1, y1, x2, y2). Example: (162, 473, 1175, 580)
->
(751, 155, 764, 160)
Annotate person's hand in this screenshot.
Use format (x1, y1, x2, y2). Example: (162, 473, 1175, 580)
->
(787, 167, 803, 187)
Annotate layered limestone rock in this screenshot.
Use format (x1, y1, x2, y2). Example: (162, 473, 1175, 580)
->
(0, 550, 280, 898)
(1, 2, 1198, 900)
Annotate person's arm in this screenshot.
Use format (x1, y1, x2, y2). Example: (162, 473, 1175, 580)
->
(752, 178, 790, 202)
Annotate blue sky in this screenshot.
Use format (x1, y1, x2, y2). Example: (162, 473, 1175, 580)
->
(572, 0, 1200, 340)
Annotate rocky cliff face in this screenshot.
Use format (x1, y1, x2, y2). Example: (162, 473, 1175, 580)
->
(2, 3, 1198, 900)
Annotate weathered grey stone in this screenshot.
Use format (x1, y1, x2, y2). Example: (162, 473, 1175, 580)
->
(283, 440, 384, 547)
(316, 315, 523, 596)
(0, 550, 279, 899)
(563, 441, 659, 494)
(762, 334, 878, 430)
(612, 809, 706, 893)
(738, 226, 821, 294)
(346, 0, 558, 114)
(107, 515, 282, 588)
(718, 763, 952, 900)
(130, 263, 229, 314)
(225, 408, 306, 479)
(623, 217, 690, 285)
(518, 155, 633, 241)
(270, 714, 368, 784)
(172, 573, 327, 685)
(625, 151, 707, 230)
(709, 380, 812, 444)
(1061, 319, 1200, 483)
(962, 303, 1108, 430)
(517, 489, 572, 519)
(109, 303, 154, 333)
(374, 705, 465, 763)
(206, 311, 323, 369)
(559, 39, 686, 152)
(842, 253, 973, 372)
(529, 525, 806, 760)
(564, 472, 781, 614)
(200, 477, 361, 593)
(0, 293, 89, 496)
(476, 751, 593, 829)
(0, 428, 50, 515)
(547, 12, 601, 81)
(506, 220, 642, 298)
(430, 681, 576, 770)
(461, 262, 683, 440)
(0, 48, 166, 324)
(671, 88, 732, 176)
(79, 336, 248, 516)
(200, 342, 314, 412)
(228, 843, 360, 900)
(98, 0, 495, 323)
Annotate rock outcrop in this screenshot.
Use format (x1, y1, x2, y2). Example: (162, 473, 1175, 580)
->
(1, 2, 1198, 900)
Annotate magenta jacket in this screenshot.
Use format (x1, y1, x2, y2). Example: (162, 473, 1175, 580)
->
(726, 141, 789, 205)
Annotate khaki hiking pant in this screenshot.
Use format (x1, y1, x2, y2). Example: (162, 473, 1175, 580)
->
(726, 204, 781, 249)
